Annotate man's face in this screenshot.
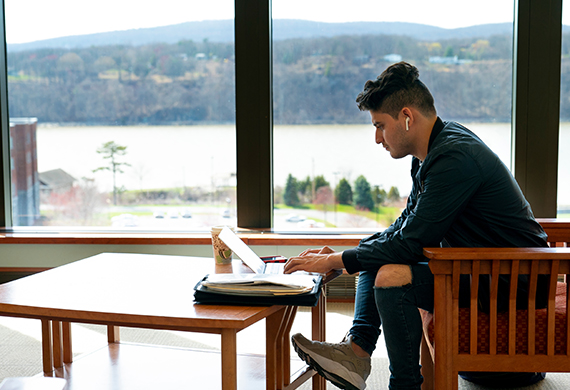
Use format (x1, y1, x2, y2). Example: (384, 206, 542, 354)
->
(370, 110, 413, 159)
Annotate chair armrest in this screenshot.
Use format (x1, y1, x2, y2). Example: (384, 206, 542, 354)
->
(423, 247, 570, 275)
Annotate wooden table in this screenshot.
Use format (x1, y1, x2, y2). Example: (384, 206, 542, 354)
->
(0, 253, 337, 390)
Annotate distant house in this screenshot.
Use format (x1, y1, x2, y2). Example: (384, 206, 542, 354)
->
(383, 54, 403, 63)
(429, 56, 473, 65)
(39, 169, 76, 195)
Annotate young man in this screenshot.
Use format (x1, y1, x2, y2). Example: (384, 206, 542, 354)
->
(284, 62, 548, 390)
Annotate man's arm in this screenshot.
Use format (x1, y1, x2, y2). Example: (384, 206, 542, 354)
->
(355, 152, 482, 271)
(284, 246, 345, 274)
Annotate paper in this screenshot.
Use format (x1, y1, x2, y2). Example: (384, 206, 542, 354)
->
(201, 273, 318, 296)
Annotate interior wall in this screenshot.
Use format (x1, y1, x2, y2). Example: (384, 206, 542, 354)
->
(0, 244, 355, 268)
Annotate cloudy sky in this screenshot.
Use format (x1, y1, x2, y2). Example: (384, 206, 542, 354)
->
(3, 0, 557, 44)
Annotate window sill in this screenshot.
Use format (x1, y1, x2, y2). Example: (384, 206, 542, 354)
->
(0, 230, 367, 246)
(0, 218, 565, 245)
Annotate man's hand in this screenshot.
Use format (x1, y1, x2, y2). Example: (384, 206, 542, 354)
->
(284, 246, 344, 274)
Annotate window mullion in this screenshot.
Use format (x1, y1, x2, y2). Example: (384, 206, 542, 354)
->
(0, 0, 11, 228)
(234, 0, 274, 228)
(512, 0, 562, 217)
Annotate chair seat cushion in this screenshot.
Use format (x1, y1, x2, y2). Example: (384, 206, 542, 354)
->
(421, 282, 567, 354)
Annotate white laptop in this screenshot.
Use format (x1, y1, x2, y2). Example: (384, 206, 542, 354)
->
(218, 226, 285, 274)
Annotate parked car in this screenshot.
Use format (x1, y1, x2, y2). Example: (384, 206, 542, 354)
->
(153, 210, 166, 219)
(285, 214, 306, 222)
(168, 209, 179, 218)
(221, 209, 231, 218)
(181, 209, 192, 218)
(298, 219, 325, 228)
(111, 213, 139, 227)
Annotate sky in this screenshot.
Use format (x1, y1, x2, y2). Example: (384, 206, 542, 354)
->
(5, 0, 525, 44)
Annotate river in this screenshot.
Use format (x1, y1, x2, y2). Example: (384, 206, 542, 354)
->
(35, 122, 570, 205)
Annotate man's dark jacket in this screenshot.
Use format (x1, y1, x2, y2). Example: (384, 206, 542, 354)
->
(342, 117, 547, 274)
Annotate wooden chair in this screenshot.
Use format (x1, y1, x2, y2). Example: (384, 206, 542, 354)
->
(419, 220, 570, 390)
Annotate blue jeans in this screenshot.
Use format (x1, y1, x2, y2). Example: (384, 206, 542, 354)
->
(349, 263, 434, 390)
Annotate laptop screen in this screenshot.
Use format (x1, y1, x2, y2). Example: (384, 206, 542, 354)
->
(218, 227, 266, 274)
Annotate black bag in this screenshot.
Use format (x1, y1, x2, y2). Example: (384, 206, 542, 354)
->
(459, 372, 546, 388)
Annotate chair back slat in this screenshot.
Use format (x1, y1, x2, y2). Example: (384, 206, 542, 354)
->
(527, 261, 539, 355)
(451, 261, 461, 357)
(452, 261, 461, 300)
(547, 260, 559, 356)
(470, 261, 480, 355)
(566, 275, 570, 356)
(508, 260, 519, 356)
(489, 260, 500, 355)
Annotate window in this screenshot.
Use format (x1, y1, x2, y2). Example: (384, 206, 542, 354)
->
(0, 1, 563, 232)
(272, 0, 514, 231)
(5, 0, 236, 229)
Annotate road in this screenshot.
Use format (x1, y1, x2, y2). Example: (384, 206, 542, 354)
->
(107, 205, 389, 231)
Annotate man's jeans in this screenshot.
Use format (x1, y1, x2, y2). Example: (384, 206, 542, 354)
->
(349, 263, 434, 390)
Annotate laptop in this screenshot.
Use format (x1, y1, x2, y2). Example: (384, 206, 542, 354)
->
(218, 226, 286, 274)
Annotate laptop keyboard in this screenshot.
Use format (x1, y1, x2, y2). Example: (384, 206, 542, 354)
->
(265, 262, 285, 274)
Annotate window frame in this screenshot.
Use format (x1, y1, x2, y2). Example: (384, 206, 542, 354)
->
(0, 0, 561, 232)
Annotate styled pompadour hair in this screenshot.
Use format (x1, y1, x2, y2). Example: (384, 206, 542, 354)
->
(356, 62, 436, 119)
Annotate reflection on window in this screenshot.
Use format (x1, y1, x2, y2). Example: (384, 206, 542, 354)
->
(6, 1, 236, 229)
(272, 1, 514, 231)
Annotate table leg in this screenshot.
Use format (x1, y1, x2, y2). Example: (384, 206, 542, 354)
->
(279, 306, 298, 388)
(107, 325, 120, 343)
(52, 321, 63, 368)
(62, 322, 73, 364)
(311, 288, 327, 390)
(41, 320, 53, 374)
(221, 328, 237, 390)
(267, 306, 299, 390)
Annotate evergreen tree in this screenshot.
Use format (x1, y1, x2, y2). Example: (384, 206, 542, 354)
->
(314, 175, 329, 192)
(354, 175, 374, 211)
(283, 174, 300, 206)
(387, 186, 401, 202)
(335, 178, 353, 205)
(298, 176, 312, 197)
(373, 185, 387, 207)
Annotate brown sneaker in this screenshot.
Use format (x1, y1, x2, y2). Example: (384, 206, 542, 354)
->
(291, 333, 371, 390)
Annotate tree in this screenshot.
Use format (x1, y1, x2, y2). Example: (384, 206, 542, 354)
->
(313, 175, 329, 192)
(387, 186, 401, 203)
(373, 185, 387, 207)
(298, 176, 313, 203)
(283, 174, 300, 206)
(335, 178, 353, 205)
(314, 185, 334, 221)
(354, 175, 374, 211)
(93, 56, 117, 74)
(93, 141, 131, 205)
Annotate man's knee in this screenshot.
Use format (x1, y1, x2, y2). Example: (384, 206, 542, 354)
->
(375, 264, 412, 288)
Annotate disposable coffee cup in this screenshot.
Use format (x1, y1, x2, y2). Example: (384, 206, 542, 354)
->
(211, 226, 234, 264)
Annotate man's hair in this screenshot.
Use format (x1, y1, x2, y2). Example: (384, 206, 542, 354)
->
(356, 62, 436, 118)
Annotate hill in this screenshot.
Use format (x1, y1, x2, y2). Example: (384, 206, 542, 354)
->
(7, 19, 516, 52)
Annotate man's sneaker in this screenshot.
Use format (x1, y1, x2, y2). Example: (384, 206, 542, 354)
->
(291, 333, 371, 390)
